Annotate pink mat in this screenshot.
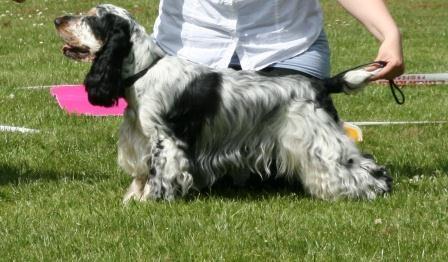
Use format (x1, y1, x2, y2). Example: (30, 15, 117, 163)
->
(50, 84, 127, 116)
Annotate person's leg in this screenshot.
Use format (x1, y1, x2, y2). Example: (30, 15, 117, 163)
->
(268, 30, 331, 79)
(259, 67, 318, 78)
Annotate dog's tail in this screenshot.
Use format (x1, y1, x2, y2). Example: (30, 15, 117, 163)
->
(324, 68, 380, 94)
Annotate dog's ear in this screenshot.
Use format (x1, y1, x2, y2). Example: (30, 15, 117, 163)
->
(84, 14, 133, 107)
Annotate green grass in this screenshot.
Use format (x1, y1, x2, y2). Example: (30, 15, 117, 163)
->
(1, 0, 448, 260)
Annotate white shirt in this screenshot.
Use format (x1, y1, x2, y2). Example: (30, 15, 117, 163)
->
(153, 0, 324, 70)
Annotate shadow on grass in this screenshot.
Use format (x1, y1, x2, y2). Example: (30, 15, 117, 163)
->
(0, 190, 12, 202)
(1, 158, 446, 201)
(193, 175, 306, 201)
(192, 159, 448, 201)
(0, 164, 106, 186)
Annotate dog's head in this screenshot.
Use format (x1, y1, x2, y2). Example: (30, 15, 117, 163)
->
(55, 4, 135, 106)
(54, 4, 134, 62)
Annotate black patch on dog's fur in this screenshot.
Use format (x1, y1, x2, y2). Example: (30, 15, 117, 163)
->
(323, 76, 346, 94)
(84, 14, 132, 107)
(307, 79, 340, 123)
(255, 68, 341, 123)
(163, 72, 222, 152)
(315, 91, 340, 123)
(85, 16, 107, 41)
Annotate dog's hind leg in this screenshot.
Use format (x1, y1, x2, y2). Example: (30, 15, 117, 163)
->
(277, 105, 392, 200)
(140, 134, 194, 201)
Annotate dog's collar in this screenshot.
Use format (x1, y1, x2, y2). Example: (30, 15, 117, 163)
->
(123, 56, 163, 87)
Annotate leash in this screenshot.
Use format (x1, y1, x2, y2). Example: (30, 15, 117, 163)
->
(337, 61, 405, 105)
(122, 55, 163, 87)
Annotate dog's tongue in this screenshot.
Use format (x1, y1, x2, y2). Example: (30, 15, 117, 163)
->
(62, 44, 72, 52)
(62, 44, 71, 55)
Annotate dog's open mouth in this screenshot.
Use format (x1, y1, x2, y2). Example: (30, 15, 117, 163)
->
(62, 44, 92, 61)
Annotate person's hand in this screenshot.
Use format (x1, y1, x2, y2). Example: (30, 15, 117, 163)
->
(370, 37, 404, 81)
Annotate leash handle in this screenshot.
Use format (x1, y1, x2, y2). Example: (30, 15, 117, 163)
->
(375, 61, 405, 105)
(388, 79, 405, 104)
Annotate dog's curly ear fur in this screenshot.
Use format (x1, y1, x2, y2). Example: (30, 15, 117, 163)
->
(84, 14, 133, 107)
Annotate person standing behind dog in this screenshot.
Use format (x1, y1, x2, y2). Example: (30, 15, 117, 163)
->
(152, 0, 404, 81)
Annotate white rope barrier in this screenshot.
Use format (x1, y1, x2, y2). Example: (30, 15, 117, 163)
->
(350, 121, 447, 126)
(376, 73, 448, 85)
(16, 84, 81, 90)
(0, 125, 40, 133)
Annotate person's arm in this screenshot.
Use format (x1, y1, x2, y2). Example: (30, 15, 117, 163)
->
(337, 0, 404, 80)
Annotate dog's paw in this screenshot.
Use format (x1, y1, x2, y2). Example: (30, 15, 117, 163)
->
(370, 166, 393, 196)
(138, 176, 178, 201)
(372, 166, 394, 193)
(140, 178, 163, 200)
(122, 176, 146, 204)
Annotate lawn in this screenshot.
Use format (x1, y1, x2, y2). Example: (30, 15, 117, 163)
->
(1, 0, 447, 260)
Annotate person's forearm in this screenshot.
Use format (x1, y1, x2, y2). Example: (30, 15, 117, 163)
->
(337, 0, 400, 42)
(338, 0, 404, 80)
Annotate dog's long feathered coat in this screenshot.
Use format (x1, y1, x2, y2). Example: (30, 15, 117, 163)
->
(55, 4, 392, 201)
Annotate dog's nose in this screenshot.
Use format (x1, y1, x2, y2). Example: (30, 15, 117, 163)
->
(54, 16, 71, 27)
(54, 17, 63, 27)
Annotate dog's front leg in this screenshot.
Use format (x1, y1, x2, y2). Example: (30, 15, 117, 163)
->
(123, 175, 147, 203)
(140, 134, 194, 201)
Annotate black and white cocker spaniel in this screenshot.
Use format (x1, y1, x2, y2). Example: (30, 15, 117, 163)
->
(55, 4, 392, 201)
